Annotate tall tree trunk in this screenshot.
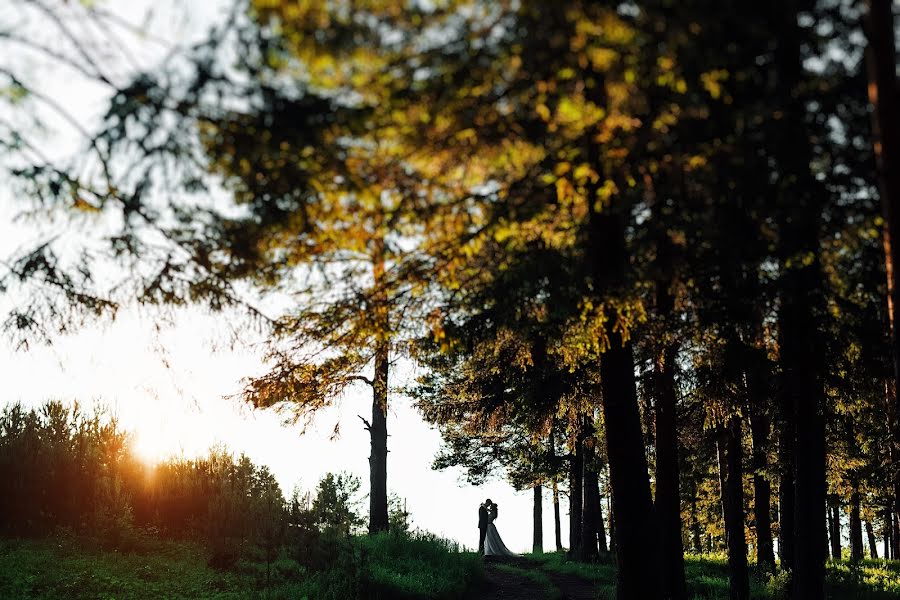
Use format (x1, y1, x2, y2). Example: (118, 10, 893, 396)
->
(885, 506, 893, 560)
(887, 378, 900, 564)
(607, 486, 617, 557)
(850, 485, 863, 562)
(550, 427, 563, 552)
(651, 173, 687, 600)
(893, 504, 900, 560)
(781, 162, 828, 594)
(777, 386, 796, 571)
(829, 499, 841, 560)
(368, 239, 390, 535)
(584, 50, 660, 586)
(771, 3, 828, 594)
(718, 419, 750, 600)
(597, 481, 609, 553)
(568, 446, 583, 557)
(582, 448, 601, 562)
(654, 342, 687, 599)
(866, 520, 878, 559)
(690, 483, 703, 554)
(890, 380, 900, 561)
(368, 340, 389, 534)
(589, 206, 660, 598)
(864, 5, 900, 528)
(553, 479, 563, 552)
(748, 385, 776, 574)
(533, 484, 543, 554)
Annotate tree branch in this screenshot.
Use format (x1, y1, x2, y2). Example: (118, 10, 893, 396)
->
(347, 375, 374, 387)
(357, 414, 372, 431)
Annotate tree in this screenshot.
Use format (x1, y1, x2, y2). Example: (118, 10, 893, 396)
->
(312, 472, 365, 537)
(864, 0, 900, 546)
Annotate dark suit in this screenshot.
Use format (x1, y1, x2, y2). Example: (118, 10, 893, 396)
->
(477, 504, 488, 553)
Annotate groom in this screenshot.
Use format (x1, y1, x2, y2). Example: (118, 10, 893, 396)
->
(477, 499, 491, 553)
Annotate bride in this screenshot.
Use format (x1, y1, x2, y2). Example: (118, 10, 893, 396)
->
(483, 500, 515, 556)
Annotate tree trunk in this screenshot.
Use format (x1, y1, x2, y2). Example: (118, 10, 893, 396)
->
(533, 484, 543, 554)
(368, 240, 390, 535)
(651, 178, 687, 600)
(690, 483, 702, 554)
(887, 378, 900, 563)
(589, 205, 660, 598)
(597, 482, 609, 553)
(781, 161, 828, 596)
(866, 520, 878, 559)
(864, 5, 900, 520)
(777, 391, 796, 571)
(568, 446, 583, 557)
(607, 486, 616, 556)
(850, 485, 863, 562)
(829, 498, 841, 560)
(748, 390, 776, 574)
(718, 419, 749, 600)
(583, 47, 660, 583)
(654, 347, 687, 598)
(553, 479, 563, 552)
(368, 340, 389, 534)
(893, 504, 900, 560)
(771, 3, 828, 597)
(581, 423, 600, 562)
(549, 427, 563, 552)
(884, 506, 893, 560)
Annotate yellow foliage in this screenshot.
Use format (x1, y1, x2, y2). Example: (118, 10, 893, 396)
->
(700, 69, 729, 100)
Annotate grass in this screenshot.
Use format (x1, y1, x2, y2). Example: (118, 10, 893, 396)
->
(0, 535, 315, 599)
(492, 563, 561, 600)
(361, 531, 482, 599)
(525, 550, 617, 582)
(523, 551, 900, 600)
(7, 533, 896, 600)
(824, 558, 900, 600)
(0, 530, 481, 600)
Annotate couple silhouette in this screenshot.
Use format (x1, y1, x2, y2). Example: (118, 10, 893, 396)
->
(477, 498, 514, 556)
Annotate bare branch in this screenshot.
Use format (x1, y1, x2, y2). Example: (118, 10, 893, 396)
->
(357, 415, 372, 431)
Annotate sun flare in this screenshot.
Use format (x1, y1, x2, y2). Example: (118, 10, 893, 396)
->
(131, 428, 175, 465)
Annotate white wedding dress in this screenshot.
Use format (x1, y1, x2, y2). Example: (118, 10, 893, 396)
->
(483, 509, 515, 556)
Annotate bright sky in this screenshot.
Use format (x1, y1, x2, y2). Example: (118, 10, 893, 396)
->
(0, 0, 572, 553)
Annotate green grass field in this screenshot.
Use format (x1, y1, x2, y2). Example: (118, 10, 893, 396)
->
(523, 551, 900, 600)
(0, 532, 481, 600)
(3, 535, 899, 600)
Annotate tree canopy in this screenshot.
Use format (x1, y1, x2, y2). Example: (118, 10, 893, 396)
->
(2, 1, 899, 599)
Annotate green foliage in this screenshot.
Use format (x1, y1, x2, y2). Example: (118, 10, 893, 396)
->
(524, 552, 900, 600)
(0, 530, 480, 600)
(2, 0, 899, 597)
(312, 472, 365, 536)
(388, 493, 412, 535)
(524, 551, 616, 583)
(0, 536, 318, 599)
(360, 530, 482, 599)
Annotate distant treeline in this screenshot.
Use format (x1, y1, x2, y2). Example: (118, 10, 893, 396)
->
(0, 400, 408, 570)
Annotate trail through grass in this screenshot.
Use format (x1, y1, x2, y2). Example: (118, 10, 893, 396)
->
(4, 535, 899, 599)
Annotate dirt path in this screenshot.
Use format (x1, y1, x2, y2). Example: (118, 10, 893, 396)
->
(466, 556, 599, 600)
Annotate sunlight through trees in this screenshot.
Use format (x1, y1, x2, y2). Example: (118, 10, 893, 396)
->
(1, 1, 899, 599)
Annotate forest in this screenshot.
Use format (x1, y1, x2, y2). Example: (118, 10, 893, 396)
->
(1, 0, 899, 599)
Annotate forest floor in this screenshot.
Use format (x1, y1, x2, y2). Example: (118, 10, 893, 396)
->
(467, 555, 604, 600)
(4, 535, 900, 599)
(468, 551, 900, 600)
